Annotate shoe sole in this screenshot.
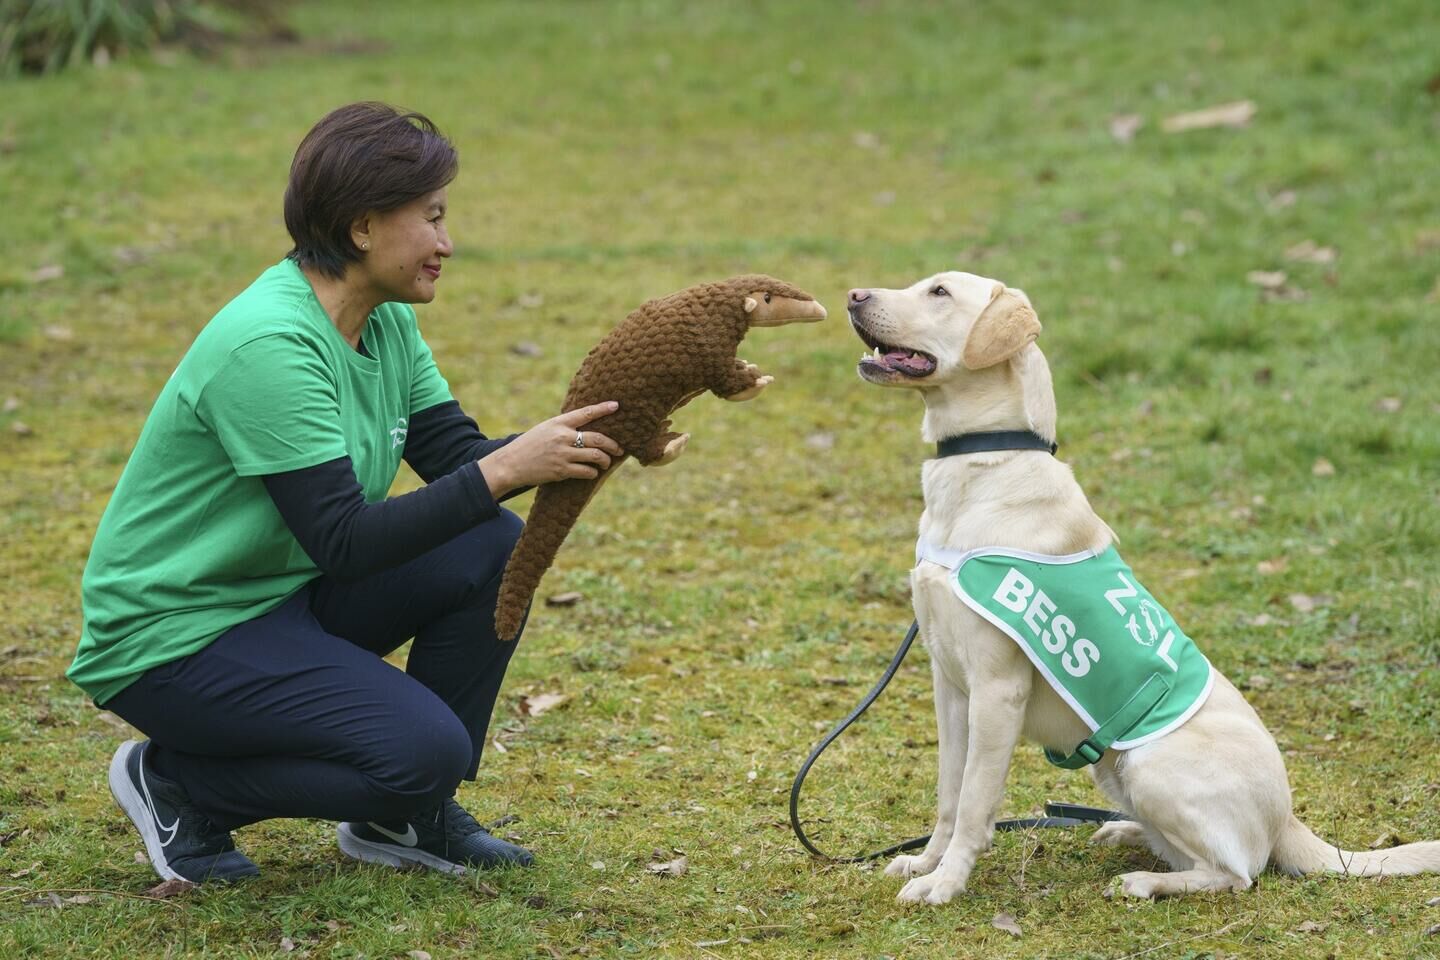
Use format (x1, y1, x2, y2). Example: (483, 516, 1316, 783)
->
(336, 822, 468, 876)
(108, 740, 182, 883)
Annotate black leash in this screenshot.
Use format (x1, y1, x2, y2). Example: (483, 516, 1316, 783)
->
(788, 620, 1123, 862)
(789, 428, 1123, 862)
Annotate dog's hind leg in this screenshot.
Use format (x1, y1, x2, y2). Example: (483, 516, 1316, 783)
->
(1113, 867, 1250, 899)
(1091, 821, 1149, 848)
(886, 661, 967, 880)
(897, 671, 1031, 905)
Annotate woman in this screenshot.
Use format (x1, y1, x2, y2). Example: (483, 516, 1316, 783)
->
(67, 102, 622, 883)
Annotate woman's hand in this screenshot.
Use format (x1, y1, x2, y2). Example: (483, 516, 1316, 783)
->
(478, 402, 626, 498)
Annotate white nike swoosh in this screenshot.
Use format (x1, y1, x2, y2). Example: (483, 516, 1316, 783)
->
(368, 822, 419, 847)
(139, 751, 180, 848)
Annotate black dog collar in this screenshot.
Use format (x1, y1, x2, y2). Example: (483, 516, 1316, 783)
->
(936, 430, 1057, 458)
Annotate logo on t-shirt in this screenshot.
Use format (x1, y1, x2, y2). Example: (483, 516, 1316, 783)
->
(389, 417, 408, 449)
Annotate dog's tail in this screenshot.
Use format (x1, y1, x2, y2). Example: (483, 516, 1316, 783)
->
(1272, 815, 1440, 877)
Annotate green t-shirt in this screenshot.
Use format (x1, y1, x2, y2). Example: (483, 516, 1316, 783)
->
(69, 259, 453, 704)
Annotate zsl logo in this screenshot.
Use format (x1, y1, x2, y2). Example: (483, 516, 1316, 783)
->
(992, 565, 1181, 679)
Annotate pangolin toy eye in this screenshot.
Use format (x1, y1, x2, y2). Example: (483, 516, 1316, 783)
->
(764, 292, 772, 303)
(931, 285, 949, 297)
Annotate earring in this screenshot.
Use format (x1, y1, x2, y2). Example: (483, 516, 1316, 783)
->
(361, 241, 370, 251)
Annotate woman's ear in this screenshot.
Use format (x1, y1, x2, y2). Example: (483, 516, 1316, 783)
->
(962, 285, 1042, 370)
(350, 214, 373, 253)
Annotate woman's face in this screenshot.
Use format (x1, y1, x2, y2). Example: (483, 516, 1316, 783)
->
(356, 188, 452, 304)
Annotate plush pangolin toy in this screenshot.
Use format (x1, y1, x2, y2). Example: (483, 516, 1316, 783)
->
(494, 275, 828, 641)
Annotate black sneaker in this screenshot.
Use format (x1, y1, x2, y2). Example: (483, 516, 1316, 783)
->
(107, 740, 259, 883)
(337, 798, 534, 874)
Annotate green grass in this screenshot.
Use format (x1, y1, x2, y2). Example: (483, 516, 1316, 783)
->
(3, 0, 1440, 956)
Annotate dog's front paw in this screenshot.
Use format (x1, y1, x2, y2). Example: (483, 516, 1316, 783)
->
(885, 853, 938, 879)
(897, 870, 966, 905)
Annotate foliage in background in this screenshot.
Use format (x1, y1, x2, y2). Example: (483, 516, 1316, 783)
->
(0, 0, 289, 76)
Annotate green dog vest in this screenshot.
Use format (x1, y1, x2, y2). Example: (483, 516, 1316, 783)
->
(916, 541, 1213, 768)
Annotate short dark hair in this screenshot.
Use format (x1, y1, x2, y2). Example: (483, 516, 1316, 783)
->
(284, 102, 458, 279)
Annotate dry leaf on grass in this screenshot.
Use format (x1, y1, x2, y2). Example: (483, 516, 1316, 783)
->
(646, 855, 688, 877)
(1246, 270, 1288, 290)
(3, 396, 20, 413)
(519, 693, 568, 717)
(31, 264, 64, 283)
(1288, 594, 1333, 613)
(1109, 113, 1144, 143)
(1296, 920, 1329, 934)
(545, 592, 584, 607)
(1284, 240, 1337, 264)
(144, 878, 196, 898)
(1162, 100, 1256, 133)
(1311, 457, 1335, 477)
(509, 341, 543, 358)
(408, 951, 433, 960)
(279, 937, 296, 952)
(991, 912, 1023, 937)
(1376, 397, 1402, 413)
(10, 421, 32, 437)
(1256, 558, 1288, 575)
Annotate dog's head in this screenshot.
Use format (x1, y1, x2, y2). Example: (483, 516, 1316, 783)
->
(847, 271, 1041, 388)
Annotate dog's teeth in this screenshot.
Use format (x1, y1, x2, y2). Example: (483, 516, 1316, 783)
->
(873, 346, 882, 358)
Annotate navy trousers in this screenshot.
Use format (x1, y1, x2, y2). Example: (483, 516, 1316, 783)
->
(104, 509, 526, 832)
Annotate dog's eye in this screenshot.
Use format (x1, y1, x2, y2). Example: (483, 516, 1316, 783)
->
(930, 285, 949, 298)
(764, 292, 772, 304)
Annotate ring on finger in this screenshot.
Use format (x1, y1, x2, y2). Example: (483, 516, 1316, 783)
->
(573, 431, 586, 449)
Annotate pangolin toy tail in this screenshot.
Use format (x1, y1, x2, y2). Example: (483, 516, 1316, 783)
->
(494, 476, 596, 642)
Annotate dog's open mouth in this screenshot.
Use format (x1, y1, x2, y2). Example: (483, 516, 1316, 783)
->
(852, 320, 937, 378)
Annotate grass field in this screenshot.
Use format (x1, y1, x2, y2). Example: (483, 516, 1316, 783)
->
(2, 0, 1439, 956)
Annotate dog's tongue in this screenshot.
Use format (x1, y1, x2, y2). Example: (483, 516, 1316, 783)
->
(886, 349, 930, 372)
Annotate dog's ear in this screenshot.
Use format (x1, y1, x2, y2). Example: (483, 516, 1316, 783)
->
(962, 284, 1042, 370)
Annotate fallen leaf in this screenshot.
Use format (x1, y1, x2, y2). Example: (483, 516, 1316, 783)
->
(992, 912, 1023, 937)
(1284, 240, 1337, 264)
(519, 693, 568, 717)
(1426, 923, 1440, 937)
(1376, 397, 1402, 413)
(11, 421, 32, 437)
(646, 855, 688, 877)
(1246, 270, 1288, 290)
(279, 937, 296, 952)
(590, 861, 605, 870)
(852, 131, 880, 150)
(1109, 113, 1144, 143)
(1427, 896, 1440, 907)
(1256, 558, 1288, 575)
(3, 396, 18, 413)
(1267, 189, 1298, 210)
(1427, 73, 1440, 95)
(42, 324, 73, 341)
(408, 951, 432, 960)
(805, 431, 835, 451)
(133, 851, 149, 865)
(695, 940, 731, 949)
(62, 894, 93, 905)
(545, 591, 583, 607)
(1162, 100, 1256, 133)
(143, 878, 196, 898)
(1296, 920, 1329, 934)
(1245, 673, 1272, 689)
(1370, 831, 1405, 849)
(1288, 594, 1333, 613)
(8, 862, 40, 879)
(517, 292, 544, 309)
(31, 264, 64, 283)
(509, 341, 543, 358)
(1311, 457, 1335, 477)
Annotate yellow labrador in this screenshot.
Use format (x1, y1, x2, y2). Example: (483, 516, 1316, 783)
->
(847, 271, 1440, 902)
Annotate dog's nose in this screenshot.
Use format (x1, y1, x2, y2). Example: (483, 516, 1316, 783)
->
(848, 289, 871, 305)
